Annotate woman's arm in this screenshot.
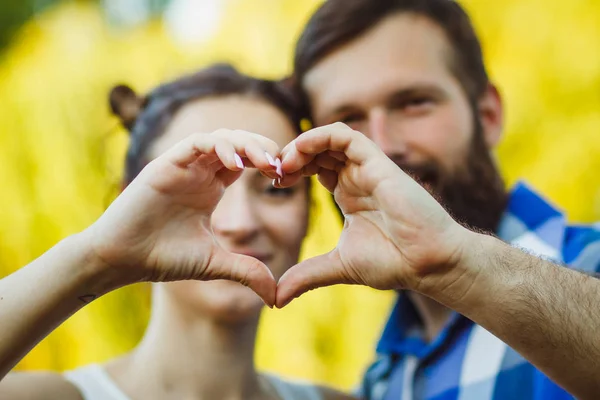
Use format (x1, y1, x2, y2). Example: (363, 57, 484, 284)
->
(0, 372, 83, 400)
(0, 232, 121, 379)
(0, 130, 281, 397)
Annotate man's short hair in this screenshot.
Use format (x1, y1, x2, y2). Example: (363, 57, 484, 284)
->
(294, 0, 490, 113)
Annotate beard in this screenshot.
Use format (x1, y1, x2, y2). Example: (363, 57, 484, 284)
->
(397, 118, 508, 234)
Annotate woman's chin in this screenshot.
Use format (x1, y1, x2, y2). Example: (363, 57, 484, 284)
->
(179, 280, 265, 322)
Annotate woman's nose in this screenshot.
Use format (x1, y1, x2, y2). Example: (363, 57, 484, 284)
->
(211, 182, 260, 243)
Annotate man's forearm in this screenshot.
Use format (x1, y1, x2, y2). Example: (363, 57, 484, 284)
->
(420, 232, 600, 399)
(0, 233, 119, 379)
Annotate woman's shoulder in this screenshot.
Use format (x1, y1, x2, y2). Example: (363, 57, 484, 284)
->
(264, 374, 358, 400)
(0, 371, 83, 400)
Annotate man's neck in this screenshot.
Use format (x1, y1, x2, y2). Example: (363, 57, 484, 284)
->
(407, 292, 453, 342)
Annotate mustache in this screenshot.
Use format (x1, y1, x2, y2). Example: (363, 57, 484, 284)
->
(390, 158, 441, 186)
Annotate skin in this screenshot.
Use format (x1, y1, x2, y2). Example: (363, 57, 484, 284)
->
(304, 13, 504, 342)
(0, 96, 353, 400)
(276, 123, 600, 400)
(1, 13, 597, 399)
(274, 11, 600, 399)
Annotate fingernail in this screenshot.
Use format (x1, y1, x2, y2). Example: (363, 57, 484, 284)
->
(234, 153, 244, 169)
(272, 179, 277, 188)
(275, 158, 283, 177)
(280, 297, 293, 308)
(265, 152, 277, 168)
(262, 299, 274, 309)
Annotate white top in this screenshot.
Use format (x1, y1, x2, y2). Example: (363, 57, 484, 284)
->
(64, 364, 323, 400)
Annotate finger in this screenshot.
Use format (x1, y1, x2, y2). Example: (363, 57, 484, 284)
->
(162, 133, 244, 172)
(240, 139, 278, 178)
(164, 134, 221, 168)
(216, 168, 244, 187)
(317, 168, 338, 193)
(214, 138, 245, 171)
(328, 150, 347, 162)
(302, 161, 320, 177)
(213, 129, 280, 172)
(286, 123, 381, 166)
(280, 141, 316, 174)
(275, 249, 348, 308)
(209, 247, 277, 307)
(315, 153, 343, 172)
(196, 154, 219, 166)
(276, 170, 303, 188)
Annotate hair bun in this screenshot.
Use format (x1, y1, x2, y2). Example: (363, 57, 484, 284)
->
(109, 84, 146, 131)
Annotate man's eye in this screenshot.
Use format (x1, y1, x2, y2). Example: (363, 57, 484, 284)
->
(339, 113, 365, 124)
(398, 97, 435, 112)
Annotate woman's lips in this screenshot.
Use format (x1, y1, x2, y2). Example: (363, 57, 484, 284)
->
(231, 251, 274, 265)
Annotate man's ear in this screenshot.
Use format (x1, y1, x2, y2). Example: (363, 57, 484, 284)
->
(478, 83, 504, 148)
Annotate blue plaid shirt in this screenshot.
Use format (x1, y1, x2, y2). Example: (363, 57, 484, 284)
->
(360, 182, 600, 400)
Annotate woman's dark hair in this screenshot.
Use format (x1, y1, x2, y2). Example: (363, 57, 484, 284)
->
(109, 64, 305, 184)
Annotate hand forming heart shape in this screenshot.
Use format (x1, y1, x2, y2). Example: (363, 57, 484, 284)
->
(274, 123, 470, 308)
(84, 129, 283, 306)
(82, 124, 471, 309)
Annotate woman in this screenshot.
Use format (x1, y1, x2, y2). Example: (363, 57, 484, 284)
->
(0, 64, 354, 400)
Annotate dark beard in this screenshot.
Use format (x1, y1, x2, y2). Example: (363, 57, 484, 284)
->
(398, 120, 508, 234)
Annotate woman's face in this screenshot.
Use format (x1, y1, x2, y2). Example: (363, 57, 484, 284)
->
(148, 95, 309, 322)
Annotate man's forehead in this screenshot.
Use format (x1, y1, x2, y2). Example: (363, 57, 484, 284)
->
(303, 13, 454, 117)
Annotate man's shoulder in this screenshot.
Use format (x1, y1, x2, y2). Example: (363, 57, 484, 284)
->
(503, 182, 600, 269)
(563, 222, 600, 271)
(507, 182, 600, 272)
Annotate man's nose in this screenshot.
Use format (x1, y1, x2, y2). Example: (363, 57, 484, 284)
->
(367, 107, 408, 159)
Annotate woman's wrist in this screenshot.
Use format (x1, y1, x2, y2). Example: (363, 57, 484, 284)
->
(53, 232, 133, 302)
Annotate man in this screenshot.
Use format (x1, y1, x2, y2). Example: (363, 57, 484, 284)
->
(277, 0, 600, 399)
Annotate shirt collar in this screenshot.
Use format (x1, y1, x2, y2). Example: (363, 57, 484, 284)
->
(497, 181, 566, 256)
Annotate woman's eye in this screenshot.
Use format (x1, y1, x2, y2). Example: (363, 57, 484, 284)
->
(264, 186, 295, 197)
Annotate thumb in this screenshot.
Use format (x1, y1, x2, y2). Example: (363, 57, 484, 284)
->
(276, 249, 347, 308)
(209, 247, 277, 307)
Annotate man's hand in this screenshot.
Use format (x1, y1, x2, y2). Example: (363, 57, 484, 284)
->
(275, 123, 472, 308)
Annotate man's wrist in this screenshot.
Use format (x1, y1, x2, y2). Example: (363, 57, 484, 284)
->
(414, 229, 496, 312)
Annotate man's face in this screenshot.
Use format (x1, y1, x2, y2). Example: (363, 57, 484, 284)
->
(303, 13, 507, 232)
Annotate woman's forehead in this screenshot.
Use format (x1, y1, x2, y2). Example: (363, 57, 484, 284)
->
(150, 95, 296, 158)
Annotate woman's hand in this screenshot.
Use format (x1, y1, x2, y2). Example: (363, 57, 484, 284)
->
(84, 129, 281, 306)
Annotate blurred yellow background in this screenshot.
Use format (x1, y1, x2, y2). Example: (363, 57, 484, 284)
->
(0, 0, 598, 391)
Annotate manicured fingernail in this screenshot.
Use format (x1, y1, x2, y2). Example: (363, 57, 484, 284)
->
(275, 158, 283, 177)
(234, 153, 244, 169)
(265, 152, 277, 168)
